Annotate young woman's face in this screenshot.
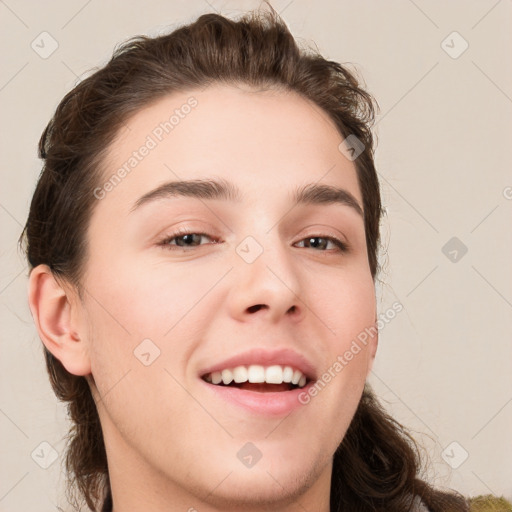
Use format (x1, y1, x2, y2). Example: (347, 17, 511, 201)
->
(79, 85, 377, 508)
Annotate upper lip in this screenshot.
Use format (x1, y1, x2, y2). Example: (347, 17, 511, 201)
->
(199, 348, 318, 381)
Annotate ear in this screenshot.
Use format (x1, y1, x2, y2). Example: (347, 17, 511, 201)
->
(365, 319, 379, 378)
(28, 264, 91, 376)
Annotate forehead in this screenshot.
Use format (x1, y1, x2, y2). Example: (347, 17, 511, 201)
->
(95, 84, 362, 216)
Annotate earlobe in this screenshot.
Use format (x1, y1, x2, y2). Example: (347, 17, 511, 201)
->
(28, 265, 91, 376)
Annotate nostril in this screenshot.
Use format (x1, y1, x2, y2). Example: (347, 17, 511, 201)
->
(247, 304, 266, 313)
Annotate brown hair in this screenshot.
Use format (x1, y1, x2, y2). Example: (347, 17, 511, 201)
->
(20, 7, 470, 512)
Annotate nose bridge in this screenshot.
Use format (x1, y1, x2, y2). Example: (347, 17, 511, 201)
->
(228, 227, 303, 322)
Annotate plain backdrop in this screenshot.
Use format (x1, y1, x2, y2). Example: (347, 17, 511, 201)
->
(1, 0, 511, 510)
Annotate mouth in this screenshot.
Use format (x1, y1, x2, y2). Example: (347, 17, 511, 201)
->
(198, 348, 317, 415)
(201, 364, 310, 393)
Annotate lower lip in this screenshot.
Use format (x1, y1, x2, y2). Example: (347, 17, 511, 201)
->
(200, 379, 314, 416)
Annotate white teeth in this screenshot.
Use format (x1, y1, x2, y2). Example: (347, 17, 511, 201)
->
(282, 366, 294, 383)
(265, 365, 283, 384)
(232, 365, 248, 383)
(204, 364, 309, 388)
(221, 369, 234, 385)
(248, 365, 265, 383)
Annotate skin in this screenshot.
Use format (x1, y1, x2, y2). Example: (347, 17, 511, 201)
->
(28, 84, 378, 512)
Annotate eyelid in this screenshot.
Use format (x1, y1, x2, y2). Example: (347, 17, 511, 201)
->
(156, 227, 349, 253)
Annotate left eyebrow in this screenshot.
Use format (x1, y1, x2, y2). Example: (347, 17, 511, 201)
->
(129, 178, 364, 218)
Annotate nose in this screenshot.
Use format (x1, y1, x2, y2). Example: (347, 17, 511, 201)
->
(227, 236, 304, 325)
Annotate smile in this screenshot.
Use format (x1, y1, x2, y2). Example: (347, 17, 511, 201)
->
(202, 364, 308, 391)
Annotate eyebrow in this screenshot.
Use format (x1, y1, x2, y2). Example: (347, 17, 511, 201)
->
(129, 178, 364, 217)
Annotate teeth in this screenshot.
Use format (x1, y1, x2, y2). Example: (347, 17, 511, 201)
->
(221, 369, 234, 385)
(265, 365, 283, 384)
(204, 364, 308, 388)
(282, 366, 294, 383)
(247, 365, 265, 383)
(291, 370, 301, 385)
(232, 365, 248, 383)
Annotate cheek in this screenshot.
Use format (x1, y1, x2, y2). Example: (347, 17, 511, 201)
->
(311, 267, 376, 346)
(83, 257, 224, 395)
(85, 254, 221, 337)
(308, 267, 376, 402)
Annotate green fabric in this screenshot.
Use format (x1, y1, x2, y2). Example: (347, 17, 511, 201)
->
(469, 495, 512, 511)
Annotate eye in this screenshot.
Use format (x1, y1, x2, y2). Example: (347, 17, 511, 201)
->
(158, 229, 219, 250)
(295, 236, 348, 252)
(157, 230, 348, 252)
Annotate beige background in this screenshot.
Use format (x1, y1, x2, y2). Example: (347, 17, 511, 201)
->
(1, 0, 511, 510)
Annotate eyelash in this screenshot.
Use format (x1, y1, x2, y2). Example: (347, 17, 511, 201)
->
(157, 228, 349, 253)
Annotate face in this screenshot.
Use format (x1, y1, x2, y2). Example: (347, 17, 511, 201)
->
(75, 85, 377, 508)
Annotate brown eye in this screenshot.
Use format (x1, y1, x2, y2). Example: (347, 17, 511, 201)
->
(296, 236, 348, 252)
(158, 231, 218, 250)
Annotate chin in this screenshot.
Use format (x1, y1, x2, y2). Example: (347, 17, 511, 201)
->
(188, 451, 327, 509)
